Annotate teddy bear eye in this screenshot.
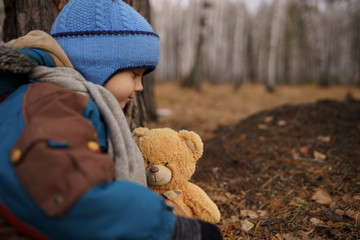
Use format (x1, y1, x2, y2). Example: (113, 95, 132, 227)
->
(147, 160, 150, 165)
(164, 162, 168, 166)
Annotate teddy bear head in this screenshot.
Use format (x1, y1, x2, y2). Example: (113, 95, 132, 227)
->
(132, 127, 203, 191)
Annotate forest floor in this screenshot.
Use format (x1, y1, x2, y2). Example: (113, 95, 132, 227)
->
(148, 81, 360, 240)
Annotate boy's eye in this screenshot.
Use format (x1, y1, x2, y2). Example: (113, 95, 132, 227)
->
(132, 71, 141, 78)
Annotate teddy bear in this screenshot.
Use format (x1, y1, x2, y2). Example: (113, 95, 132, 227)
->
(132, 127, 221, 224)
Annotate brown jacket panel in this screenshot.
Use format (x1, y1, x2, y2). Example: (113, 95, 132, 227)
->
(12, 83, 114, 218)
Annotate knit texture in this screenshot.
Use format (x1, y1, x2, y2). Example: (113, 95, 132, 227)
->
(51, 0, 160, 86)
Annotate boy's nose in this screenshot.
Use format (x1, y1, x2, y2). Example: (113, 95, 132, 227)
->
(135, 79, 143, 92)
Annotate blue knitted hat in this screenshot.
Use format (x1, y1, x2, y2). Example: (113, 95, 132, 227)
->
(51, 0, 160, 86)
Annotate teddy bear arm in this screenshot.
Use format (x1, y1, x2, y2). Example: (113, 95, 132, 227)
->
(182, 183, 221, 224)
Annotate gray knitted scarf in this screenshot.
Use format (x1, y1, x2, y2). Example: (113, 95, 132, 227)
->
(29, 66, 147, 186)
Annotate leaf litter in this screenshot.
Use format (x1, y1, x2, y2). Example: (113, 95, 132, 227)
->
(192, 98, 360, 239)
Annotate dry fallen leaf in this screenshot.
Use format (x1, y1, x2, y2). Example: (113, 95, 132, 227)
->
(240, 210, 249, 218)
(275, 233, 298, 240)
(275, 233, 283, 240)
(297, 230, 311, 240)
(240, 209, 258, 218)
(335, 209, 345, 215)
(258, 124, 268, 130)
(311, 189, 332, 204)
(247, 210, 259, 219)
(313, 150, 326, 161)
(264, 116, 274, 123)
(317, 135, 331, 142)
(342, 195, 355, 204)
(290, 197, 308, 207)
(220, 218, 235, 228)
(225, 192, 232, 198)
(257, 210, 267, 217)
(231, 215, 239, 222)
(300, 146, 309, 155)
(211, 195, 228, 202)
(258, 136, 266, 141)
(277, 119, 287, 126)
(345, 209, 359, 220)
(310, 217, 325, 225)
(240, 220, 254, 232)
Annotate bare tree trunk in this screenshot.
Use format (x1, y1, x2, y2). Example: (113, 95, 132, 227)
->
(123, 0, 157, 128)
(251, 3, 272, 84)
(0, 0, 4, 41)
(181, 0, 211, 90)
(349, 1, 360, 86)
(267, 0, 286, 91)
(2, 0, 68, 42)
(231, 3, 248, 88)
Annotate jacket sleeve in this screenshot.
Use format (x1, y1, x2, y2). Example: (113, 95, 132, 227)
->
(25, 181, 177, 240)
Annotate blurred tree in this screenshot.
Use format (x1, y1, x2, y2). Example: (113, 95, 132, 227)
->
(152, 0, 357, 85)
(283, 1, 312, 85)
(349, 0, 360, 85)
(267, 0, 286, 91)
(250, 2, 272, 85)
(181, 0, 211, 90)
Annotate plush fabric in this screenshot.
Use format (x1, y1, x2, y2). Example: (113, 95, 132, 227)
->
(132, 127, 221, 224)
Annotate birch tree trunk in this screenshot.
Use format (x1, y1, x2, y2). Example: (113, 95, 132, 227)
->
(150, 0, 356, 85)
(181, 0, 210, 90)
(231, 3, 248, 88)
(349, 1, 360, 85)
(267, 0, 286, 91)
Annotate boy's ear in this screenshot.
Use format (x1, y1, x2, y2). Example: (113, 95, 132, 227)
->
(132, 127, 149, 144)
(178, 130, 204, 160)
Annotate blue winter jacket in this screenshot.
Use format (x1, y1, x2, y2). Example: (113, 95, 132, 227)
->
(0, 46, 176, 239)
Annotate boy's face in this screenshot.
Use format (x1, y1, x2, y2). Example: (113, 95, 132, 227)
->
(105, 68, 146, 109)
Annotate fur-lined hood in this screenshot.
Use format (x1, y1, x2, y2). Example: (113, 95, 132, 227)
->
(0, 43, 39, 74)
(6, 30, 73, 68)
(1, 30, 73, 76)
(1, 31, 73, 96)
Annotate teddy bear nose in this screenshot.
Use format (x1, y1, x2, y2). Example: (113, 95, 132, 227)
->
(150, 166, 159, 173)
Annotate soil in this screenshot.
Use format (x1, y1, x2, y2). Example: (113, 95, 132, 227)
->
(149, 82, 360, 239)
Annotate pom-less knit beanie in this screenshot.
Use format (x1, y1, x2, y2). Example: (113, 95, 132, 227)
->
(51, 0, 160, 86)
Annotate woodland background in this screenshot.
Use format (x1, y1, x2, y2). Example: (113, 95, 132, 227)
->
(1, 0, 359, 89)
(150, 0, 360, 90)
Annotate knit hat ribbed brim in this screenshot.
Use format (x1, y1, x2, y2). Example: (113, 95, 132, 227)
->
(51, 0, 160, 86)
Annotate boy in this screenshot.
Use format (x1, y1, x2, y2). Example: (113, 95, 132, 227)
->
(0, 0, 222, 239)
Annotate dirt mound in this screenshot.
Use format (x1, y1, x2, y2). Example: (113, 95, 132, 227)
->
(193, 97, 360, 239)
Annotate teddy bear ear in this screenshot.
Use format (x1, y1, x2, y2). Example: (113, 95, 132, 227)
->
(178, 130, 204, 160)
(132, 127, 150, 144)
